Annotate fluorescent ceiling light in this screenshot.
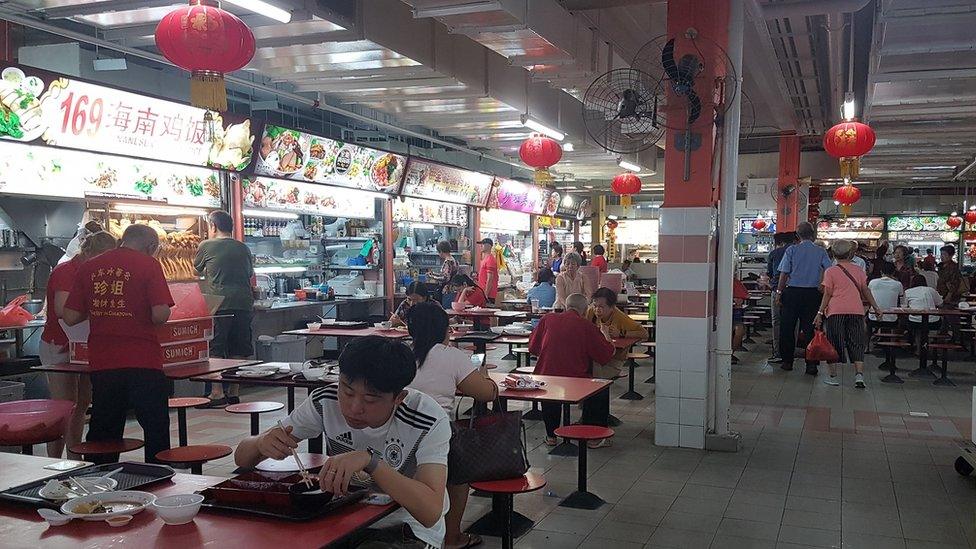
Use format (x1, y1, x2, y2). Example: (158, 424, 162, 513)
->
(842, 92, 856, 121)
(242, 209, 300, 220)
(111, 203, 208, 217)
(521, 115, 565, 141)
(912, 165, 955, 170)
(911, 176, 938, 181)
(562, 142, 574, 152)
(224, 0, 291, 23)
(618, 160, 641, 172)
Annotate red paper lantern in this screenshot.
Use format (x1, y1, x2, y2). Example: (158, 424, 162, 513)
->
(155, 1, 256, 111)
(611, 172, 641, 207)
(519, 134, 562, 169)
(823, 121, 876, 180)
(833, 184, 861, 216)
(751, 217, 767, 231)
(947, 214, 963, 229)
(965, 208, 976, 225)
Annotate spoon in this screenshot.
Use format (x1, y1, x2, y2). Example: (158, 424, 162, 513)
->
(95, 467, 123, 484)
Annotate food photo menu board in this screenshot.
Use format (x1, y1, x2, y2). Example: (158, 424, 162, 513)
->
(0, 64, 254, 171)
(489, 177, 559, 216)
(253, 124, 406, 195)
(400, 158, 494, 207)
(0, 141, 223, 207)
(393, 197, 468, 227)
(242, 177, 375, 219)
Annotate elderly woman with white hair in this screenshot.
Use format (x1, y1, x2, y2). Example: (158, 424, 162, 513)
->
(814, 239, 882, 388)
(554, 251, 594, 309)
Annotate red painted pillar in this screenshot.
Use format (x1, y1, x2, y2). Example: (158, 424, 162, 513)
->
(777, 132, 801, 232)
(655, 0, 730, 450)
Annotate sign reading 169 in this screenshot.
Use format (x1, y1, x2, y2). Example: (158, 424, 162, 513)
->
(59, 92, 104, 137)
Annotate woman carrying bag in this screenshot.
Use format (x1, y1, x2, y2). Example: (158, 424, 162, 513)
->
(814, 240, 882, 388)
(405, 302, 498, 549)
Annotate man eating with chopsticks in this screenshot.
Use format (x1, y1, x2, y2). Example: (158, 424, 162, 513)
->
(234, 336, 451, 548)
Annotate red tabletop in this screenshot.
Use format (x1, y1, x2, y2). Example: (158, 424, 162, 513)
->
(69, 438, 144, 455)
(168, 397, 210, 409)
(470, 472, 546, 494)
(285, 327, 410, 339)
(0, 455, 397, 549)
(256, 452, 328, 472)
(0, 453, 90, 492)
(31, 358, 261, 380)
(489, 372, 611, 404)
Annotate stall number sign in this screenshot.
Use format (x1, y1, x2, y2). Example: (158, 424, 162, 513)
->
(817, 217, 884, 232)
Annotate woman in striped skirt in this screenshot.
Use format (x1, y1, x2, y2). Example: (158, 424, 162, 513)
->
(814, 240, 883, 388)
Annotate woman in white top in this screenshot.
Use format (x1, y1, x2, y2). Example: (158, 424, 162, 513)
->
(904, 273, 943, 353)
(405, 302, 498, 549)
(554, 251, 594, 309)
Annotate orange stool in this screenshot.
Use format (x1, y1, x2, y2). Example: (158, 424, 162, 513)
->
(226, 401, 284, 435)
(156, 444, 232, 474)
(553, 425, 615, 510)
(69, 438, 144, 462)
(467, 473, 547, 549)
(168, 397, 209, 447)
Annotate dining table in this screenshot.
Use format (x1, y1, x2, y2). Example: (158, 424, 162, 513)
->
(31, 358, 261, 380)
(881, 307, 975, 384)
(284, 326, 411, 340)
(449, 308, 528, 331)
(0, 453, 398, 549)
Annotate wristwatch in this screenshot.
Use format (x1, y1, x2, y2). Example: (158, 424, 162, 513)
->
(364, 448, 382, 474)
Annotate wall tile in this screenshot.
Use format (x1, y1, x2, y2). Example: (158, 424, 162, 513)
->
(679, 424, 705, 449)
(679, 398, 705, 427)
(655, 422, 680, 446)
(680, 371, 707, 399)
(657, 396, 680, 424)
(656, 370, 680, 397)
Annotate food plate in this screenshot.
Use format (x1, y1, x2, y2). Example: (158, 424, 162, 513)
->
(236, 370, 276, 378)
(38, 477, 119, 501)
(60, 491, 156, 520)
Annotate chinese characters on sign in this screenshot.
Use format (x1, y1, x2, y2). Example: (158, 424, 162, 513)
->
(90, 268, 132, 319)
(816, 217, 884, 232)
(490, 178, 559, 216)
(0, 64, 254, 171)
(393, 197, 468, 227)
(400, 158, 494, 207)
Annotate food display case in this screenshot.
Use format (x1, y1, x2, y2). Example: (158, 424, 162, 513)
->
(885, 215, 959, 254)
(392, 197, 471, 294)
(962, 231, 976, 269)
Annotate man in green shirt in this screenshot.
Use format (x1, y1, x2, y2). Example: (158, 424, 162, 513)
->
(195, 210, 255, 408)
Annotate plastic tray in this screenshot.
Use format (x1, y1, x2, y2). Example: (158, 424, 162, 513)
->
(454, 331, 500, 342)
(0, 461, 176, 508)
(198, 471, 368, 521)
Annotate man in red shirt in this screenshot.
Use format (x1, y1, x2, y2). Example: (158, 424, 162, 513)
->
(528, 293, 615, 446)
(64, 224, 175, 464)
(476, 238, 499, 304)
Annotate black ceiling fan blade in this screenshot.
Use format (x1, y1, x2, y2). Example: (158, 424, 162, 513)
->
(686, 90, 702, 125)
(661, 39, 681, 81)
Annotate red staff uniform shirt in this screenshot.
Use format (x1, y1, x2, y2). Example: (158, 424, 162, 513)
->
(591, 255, 608, 274)
(66, 248, 174, 371)
(478, 253, 499, 299)
(41, 257, 83, 347)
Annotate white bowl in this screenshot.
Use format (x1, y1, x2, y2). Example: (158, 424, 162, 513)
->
(307, 322, 322, 330)
(288, 362, 305, 373)
(489, 326, 506, 334)
(302, 367, 326, 381)
(152, 494, 203, 525)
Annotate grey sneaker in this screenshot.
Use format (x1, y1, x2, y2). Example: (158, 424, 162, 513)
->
(823, 376, 840, 386)
(854, 373, 866, 388)
(767, 356, 783, 364)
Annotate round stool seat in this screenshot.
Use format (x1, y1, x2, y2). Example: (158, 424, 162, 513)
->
(875, 341, 912, 348)
(70, 438, 144, 456)
(156, 444, 232, 465)
(256, 452, 328, 472)
(626, 353, 650, 360)
(485, 363, 499, 370)
(225, 401, 285, 415)
(168, 397, 210, 409)
(554, 425, 614, 441)
(927, 343, 963, 350)
(470, 472, 546, 495)
(0, 399, 75, 447)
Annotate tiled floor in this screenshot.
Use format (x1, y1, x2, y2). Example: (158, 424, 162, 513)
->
(109, 334, 975, 548)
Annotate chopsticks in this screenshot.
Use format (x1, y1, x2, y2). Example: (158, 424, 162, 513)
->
(278, 420, 313, 488)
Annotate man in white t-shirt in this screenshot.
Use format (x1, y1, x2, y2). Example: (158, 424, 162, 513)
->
(235, 337, 450, 548)
(868, 261, 904, 326)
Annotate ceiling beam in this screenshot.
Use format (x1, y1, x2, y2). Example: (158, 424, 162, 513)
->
(39, 0, 174, 19)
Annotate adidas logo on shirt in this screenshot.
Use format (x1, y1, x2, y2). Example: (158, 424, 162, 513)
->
(336, 431, 353, 446)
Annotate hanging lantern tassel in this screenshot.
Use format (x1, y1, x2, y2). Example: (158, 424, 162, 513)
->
(839, 204, 852, 216)
(190, 70, 228, 112)
(839, 157, 861, 180)
(533, 168, 554, 185)
(620, 195, 632, 207)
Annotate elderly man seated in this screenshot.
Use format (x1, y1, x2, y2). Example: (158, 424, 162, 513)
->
(528, 293, 615, 447)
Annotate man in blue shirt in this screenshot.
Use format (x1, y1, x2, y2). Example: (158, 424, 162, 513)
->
(775, 222, 832, 375)
(766, 232, 797, 363)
